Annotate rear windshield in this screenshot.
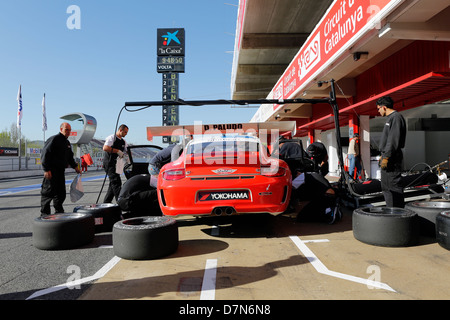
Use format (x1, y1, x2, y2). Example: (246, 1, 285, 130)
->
(187, 140, 259, 155)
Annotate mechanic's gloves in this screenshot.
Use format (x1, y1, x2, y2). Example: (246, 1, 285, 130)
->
(117, 150, 124, 158)
(380, 157, 389, 169)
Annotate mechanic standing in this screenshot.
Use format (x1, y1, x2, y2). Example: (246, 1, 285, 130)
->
(40, 122, 81, 216)
(376, 96, 406, 208)
(103, 124, 129, 203)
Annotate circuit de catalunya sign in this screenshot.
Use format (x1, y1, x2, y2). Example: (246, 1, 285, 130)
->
(271, 0, 401, 111)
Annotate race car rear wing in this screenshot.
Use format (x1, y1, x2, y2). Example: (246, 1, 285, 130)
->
(145, 121, 297, 141)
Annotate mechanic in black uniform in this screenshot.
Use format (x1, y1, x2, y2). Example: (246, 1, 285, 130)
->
(103, 124, 129, 203)
(40, 122, 81, 216)
(306, 141, 329, 176)
(376, 96, 407, 208)
(148, 136, 190, 175)
(117, 174, 161, 217)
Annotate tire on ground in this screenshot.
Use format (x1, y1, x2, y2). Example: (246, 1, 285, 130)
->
(33, 213, 95, 250)
(436, 211, 450, 250)
(74, 203, 122, 233)
(353, 207, 419, 247)
(112, 216, 178, 260)
(405, 200, 450, 237)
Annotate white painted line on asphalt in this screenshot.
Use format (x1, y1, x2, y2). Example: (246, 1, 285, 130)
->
(26, 255, 121, 300)
(200, 259, 218, 300)
(289, 236, 396, 292)
(302, 239, 330, 243)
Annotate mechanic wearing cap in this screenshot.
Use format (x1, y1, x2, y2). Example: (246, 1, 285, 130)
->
(348, 133, 362, 181)
(376, 96, 406, 208)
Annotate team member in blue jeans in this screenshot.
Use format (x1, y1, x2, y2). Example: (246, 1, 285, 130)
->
(348, 133, 362, 181)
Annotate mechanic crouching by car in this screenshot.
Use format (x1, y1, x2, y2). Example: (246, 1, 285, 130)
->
(290, 170, 341, 224)
(306, 141, 329, 177)
(117, 174, 162, 218)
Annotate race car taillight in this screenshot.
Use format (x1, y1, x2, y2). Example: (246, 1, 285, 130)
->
(260, 166, 286, 177)
(162, 169, 186, 180)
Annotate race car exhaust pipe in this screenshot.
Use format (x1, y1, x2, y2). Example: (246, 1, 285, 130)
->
(212, 207, 235, 216)
(225, 207, 235, 215)
(213, 207, 223, 216)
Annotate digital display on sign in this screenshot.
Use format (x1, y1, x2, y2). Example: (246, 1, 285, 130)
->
(157, 28, 185, 56)
(157, 56, 185, 73)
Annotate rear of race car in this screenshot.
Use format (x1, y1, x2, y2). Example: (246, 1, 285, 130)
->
(157, 137, 292, 216)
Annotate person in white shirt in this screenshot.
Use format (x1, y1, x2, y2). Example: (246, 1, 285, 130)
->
(348, 133, 362, 181)
(102, 124, 129, 203)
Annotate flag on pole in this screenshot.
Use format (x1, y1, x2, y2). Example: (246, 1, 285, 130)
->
(42, 93, 47, 132)
(17, 85, 23, 129)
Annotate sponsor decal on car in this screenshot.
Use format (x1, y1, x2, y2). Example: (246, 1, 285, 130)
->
(198, 190, 249, 201)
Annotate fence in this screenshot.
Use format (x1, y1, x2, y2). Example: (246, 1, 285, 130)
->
(0, 157, 42, 172)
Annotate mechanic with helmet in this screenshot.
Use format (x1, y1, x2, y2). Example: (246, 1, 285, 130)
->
(306, 141, 329, 176)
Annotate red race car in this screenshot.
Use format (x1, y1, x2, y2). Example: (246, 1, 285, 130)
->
(146, 122, 295, 216)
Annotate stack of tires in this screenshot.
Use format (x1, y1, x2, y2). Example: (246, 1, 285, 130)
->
(352, 198, 450, 250)
(73, 203, 122, 233)
(33, 205, 180, 259)
(352, 207, 419, 247)
(32, 203, 122, 250)
(33, 213, 95, 250)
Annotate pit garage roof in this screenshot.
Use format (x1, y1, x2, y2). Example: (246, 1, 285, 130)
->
(231, 0, 450, 134)
(231, 0, 334, 100)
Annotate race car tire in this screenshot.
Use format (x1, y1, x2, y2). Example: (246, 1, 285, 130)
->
(405, 200, 450, 237)
(112, 216, 178, 260)
(73, 203, 122, 233)
(33, 213, 95, 250)
(352, 207, 419, 247)
(436, 211, 450, 250)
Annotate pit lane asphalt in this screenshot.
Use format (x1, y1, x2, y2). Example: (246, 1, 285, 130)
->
(1, 170, 449, 301)
(0, 170, 113, 300)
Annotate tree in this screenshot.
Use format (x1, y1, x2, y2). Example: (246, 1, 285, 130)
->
(0, 123, 42, 155)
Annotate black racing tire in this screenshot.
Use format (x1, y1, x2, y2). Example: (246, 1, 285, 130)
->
(405, 200, 450, 237)
(436, 211, 450, 250)
(74, 203, 122, 233)
(353, 207, 419, 247)
(112, 216, 178, 260)
(33, 213, 95, 250)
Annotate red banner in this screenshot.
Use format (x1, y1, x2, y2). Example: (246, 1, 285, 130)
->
(272, 0, 400, 111)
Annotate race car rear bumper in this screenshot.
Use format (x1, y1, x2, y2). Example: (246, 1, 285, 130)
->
(158, 175, 291, 216)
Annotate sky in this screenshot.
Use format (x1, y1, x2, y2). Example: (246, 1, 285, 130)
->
(0, 0, 257, 146)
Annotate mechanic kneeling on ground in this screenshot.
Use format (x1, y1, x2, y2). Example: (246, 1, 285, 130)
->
(117, 174, 162, 218)
(290, 170, 339, 224)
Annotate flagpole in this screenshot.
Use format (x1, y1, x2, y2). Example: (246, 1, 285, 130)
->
(17, 85, 22, 171)
(42, 93, 47, 143)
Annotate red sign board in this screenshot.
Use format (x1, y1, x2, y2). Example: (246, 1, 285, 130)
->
(272, 0, 401, 111)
